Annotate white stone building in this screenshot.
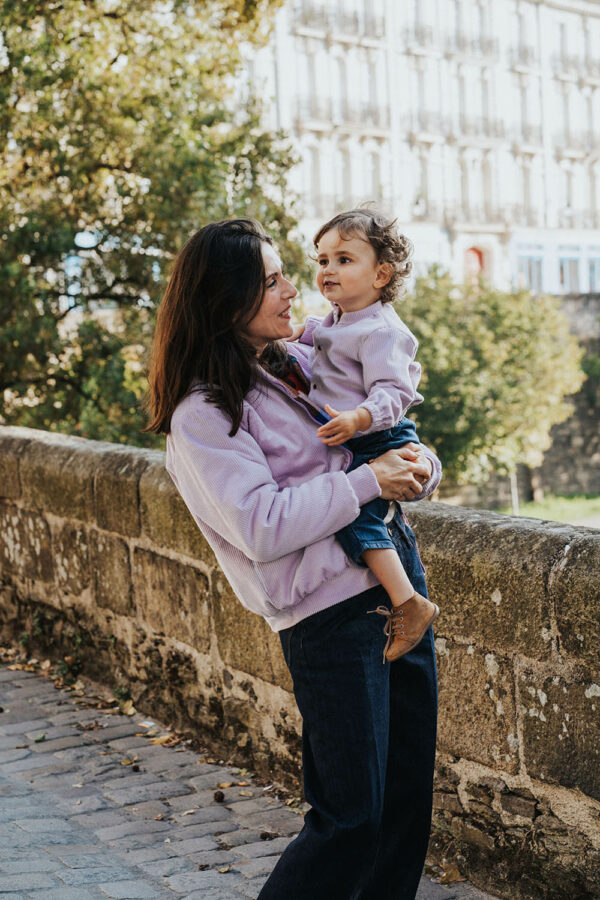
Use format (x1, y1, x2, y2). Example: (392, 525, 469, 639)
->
(248, 0, 600, 293)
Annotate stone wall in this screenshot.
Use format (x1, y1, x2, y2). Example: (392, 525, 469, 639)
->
(0, 426, 599, 900)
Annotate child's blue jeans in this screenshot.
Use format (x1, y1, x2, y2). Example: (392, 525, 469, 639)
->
(337, 417, 421, 565)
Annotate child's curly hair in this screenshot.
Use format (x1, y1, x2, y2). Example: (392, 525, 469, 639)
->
(313, 207, 413, 304)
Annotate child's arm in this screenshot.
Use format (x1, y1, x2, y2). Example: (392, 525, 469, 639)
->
(317, 404, 372, 445)
(358, 326, 423, 434)
(294, 315, 322, 346)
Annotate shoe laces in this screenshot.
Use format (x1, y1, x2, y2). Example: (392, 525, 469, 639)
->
(368, 605, 407, 662)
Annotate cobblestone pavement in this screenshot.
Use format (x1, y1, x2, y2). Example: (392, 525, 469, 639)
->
(0, 665, 501, 900)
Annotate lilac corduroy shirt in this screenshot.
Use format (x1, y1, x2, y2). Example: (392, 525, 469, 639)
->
(302, 301, 423, 432)
(165, 340, 441, 632)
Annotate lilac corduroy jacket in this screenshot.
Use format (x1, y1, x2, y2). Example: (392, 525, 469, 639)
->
(165, 341, 442, 632)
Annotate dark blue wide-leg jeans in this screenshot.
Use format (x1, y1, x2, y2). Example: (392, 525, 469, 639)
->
(258, 514, 438, 900)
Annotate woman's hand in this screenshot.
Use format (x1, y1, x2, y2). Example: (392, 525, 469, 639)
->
(290, 323, 305, 341)
(368, 443, 433, 501)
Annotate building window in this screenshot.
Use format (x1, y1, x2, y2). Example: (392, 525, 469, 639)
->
(559, 255, 580, 293)
(589, 258, 600, 292)
(517, 255, 543, 293)
(466, 247, 485, 279)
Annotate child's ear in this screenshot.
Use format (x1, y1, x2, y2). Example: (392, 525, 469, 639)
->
(374, 262, 393, 289)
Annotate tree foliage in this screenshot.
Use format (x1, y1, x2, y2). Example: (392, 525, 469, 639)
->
(0, 0, 311, 445)
(399, 269, 586, 483)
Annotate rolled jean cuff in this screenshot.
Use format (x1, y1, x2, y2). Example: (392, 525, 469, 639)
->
(338, 534, 395, 566)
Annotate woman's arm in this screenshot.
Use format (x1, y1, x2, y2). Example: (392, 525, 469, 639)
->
(168, 402, 381, 564)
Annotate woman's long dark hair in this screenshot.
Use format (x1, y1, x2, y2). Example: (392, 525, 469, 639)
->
(145, 218, 287, 436)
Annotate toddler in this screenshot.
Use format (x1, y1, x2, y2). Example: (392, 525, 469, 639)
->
(294, 208, 439, 662)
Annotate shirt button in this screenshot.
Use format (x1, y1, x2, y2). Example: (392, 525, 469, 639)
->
(317, 344, 322, 350)
(312, 382, 317, 389)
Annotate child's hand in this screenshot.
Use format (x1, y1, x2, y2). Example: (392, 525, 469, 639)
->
(290, 323, 305, 341)
(316, 405, 372, 446)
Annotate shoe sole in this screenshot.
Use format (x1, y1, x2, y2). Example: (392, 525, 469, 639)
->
(386, 603, 440, 662)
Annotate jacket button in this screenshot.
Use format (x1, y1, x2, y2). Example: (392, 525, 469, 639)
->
(317, 344, 322, 350)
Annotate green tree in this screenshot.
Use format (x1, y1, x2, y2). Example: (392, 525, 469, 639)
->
(0, 0, 311, 446)
(399, 269, 586, 483)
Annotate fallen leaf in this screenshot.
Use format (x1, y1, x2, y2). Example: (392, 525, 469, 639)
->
(73, 679, 85, 691)
(63, 656, 75, 666)
(34, 733, 46, 743)
(440, 862, 466, 884)
(121, 700, 136, 716)
(154, 814, 164, 821)
(180, 808, 197, 817)
(120, 756, 139, 766)
(238, 790, 253, 797)
(236, 781, 250, 786)
(40, 659, 52, 671)
(217, 782, 233, 789)
(72, 782, 84, 788)
(15, 743, 28, 749)
(218, 865, 231, 873)
(151, 734, 173, 745)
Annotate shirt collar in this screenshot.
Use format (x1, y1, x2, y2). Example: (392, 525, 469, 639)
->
(332, 300, 384, 324)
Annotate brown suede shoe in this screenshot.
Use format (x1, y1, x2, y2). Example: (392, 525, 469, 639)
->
(369, 592, 439, 663)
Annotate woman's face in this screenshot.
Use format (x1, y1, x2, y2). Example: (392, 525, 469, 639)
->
(242, 242, 297, 354)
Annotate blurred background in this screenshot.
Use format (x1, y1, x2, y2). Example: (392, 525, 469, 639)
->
(0, 0, 598, 524)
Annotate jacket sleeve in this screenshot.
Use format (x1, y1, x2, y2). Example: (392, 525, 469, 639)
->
(357, 327, 424, 434)
(297, 315, 322, 346)
(168, 401, 381, 564)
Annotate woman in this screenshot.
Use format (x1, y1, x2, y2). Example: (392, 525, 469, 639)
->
(146, 218, 441, 899)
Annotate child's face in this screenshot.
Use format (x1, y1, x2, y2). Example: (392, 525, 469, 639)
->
(315, 228, 390, 313)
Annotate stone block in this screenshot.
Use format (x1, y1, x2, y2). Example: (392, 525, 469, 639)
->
(519, 668, 600, 800)
(20, 432, 96, 520)
(90, 531, 132, 615)
(550, 534, 600, 673)
(0, 503, 53, 581)
(436, 643, 518, 773)
(95, 447, 155, 537)
(213, 578, 293, 691)
(406, 503, 575, 660)
(53, 522, 90, 595)
(132, 548, 210, 653)
(0, 428, 32, 499)
(139, 457, 215, 562)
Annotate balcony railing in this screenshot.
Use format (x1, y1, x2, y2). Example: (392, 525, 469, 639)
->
(459, 117, 505, 140)
(557, 208, 600, 229)
(510, 44, 538, 68)
(364, 13, 386, 39)
(293, 1, 328, 30)
(552, 53, 582, 77)
(500, 205, 541, 227)
(446, 32, 499, 59)
(512, 124, 544, 146)
(296, 97, 333, 123)
(292, 2, 385, 39)
(296, 97, 390, 131)
(586, 59, 600, 79)
(412, 202, 444, 223)
(403, 25, 436, 50)
(406, 112, 452, 136)
(554, 131, 595, 154)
